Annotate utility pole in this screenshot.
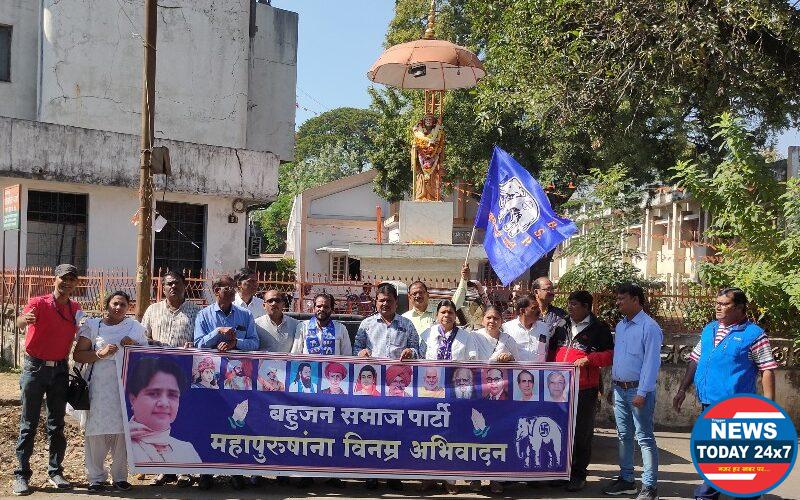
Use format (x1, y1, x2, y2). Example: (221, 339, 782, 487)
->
(135, 0, 157, 319)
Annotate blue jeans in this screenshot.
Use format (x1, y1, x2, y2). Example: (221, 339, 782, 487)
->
(15, 357, 69, 480)
(613, 385, 658, 488)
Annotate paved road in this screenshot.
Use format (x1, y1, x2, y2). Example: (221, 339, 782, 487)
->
(6, 428, 797, 499)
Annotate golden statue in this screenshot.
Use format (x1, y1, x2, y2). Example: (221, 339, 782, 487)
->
(411, 113, 445, 201)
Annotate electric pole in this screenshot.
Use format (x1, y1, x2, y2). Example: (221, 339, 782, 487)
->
(135, 0, 157, 319)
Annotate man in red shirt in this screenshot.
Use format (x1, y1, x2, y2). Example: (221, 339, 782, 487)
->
(549, 290, 613, 492)
(13, 264, 83, 496)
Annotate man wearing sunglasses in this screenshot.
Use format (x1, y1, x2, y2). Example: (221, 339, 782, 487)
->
(255, 289, 298, 353)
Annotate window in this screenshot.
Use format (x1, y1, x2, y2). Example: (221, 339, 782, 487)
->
(26, 191, 88, 272)
(330, 254, 347, 282)
(0, 25, 10, 82)
(154, 201, 206, 274)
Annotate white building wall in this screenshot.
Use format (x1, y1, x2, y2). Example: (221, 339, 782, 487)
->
(0, 178, 247, 272)
(303, 223, 378, 276)
(0, 0, 38, 120)
(246, 4, 297, 161)
(309, 183, 389, 219)
(39, 0, 251, 148)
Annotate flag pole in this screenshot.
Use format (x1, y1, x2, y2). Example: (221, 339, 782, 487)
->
(463, 225, 477, 268)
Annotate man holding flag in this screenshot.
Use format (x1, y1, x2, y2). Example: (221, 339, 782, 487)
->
(472, 146, 577, 286)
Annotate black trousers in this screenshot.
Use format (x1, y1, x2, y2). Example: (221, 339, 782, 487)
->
(571, 387, 599, 480)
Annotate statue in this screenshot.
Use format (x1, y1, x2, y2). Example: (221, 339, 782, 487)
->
(411, 113, 445, 201)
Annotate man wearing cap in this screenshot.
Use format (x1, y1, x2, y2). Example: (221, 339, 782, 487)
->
(14, 264, 84, 496)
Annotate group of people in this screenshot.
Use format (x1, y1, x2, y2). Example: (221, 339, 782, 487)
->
(12, 264, 779, 500)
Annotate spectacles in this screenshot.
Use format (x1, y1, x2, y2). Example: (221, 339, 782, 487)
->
(486, 377, 502, 383)
(215, 286, 235, 292)
(266, 298, 283, 304)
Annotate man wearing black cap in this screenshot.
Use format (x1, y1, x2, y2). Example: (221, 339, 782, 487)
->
(13, 264, 84, 496)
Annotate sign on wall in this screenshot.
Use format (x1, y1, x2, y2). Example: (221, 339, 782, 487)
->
(117, 347, 578, 480)
(3, 185, 20, 231)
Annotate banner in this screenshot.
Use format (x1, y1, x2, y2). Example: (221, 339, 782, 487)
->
(117, 347, 578, 480)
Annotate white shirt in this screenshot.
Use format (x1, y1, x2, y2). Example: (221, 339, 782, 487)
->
(504, 318, 553, 362)
(291, 320, 353, 356)
(473, 328, 521, 362)
(234, 293, 266, 319)
(570, 315, 591, 340)
(418, 326, 476, 361)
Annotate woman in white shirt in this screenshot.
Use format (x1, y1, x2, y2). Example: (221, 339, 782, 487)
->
(418, 300, 476, 361)
(474, 306, 519, 362)
(73, 291, 149, 492)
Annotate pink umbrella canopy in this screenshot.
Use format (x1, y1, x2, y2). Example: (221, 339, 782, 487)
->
(367, 38, 485, 90)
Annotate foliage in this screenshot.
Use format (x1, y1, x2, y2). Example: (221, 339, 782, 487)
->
(682, 282, 715, 331)
(671, 113, 800, 336)
(258, 107, 378, 252)
(469, 0, 800, 161)
(275, 258, 296, 277)
(552, 165, 661, 325)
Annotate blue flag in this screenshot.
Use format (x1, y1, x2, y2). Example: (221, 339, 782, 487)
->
(474, 146, 577, 286)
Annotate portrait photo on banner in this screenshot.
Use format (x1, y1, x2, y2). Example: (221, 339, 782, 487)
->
(125, 355, 202, 464)
(449, 366, 480, 400)
(256, 359, 286, 392)
(288, 360, 319, 394)
(353, 363, 381, 396)
(223, 358, 253, 391)
(482, 367, 510, 400)
(544, 370, 570, 403)
(385, 364, 414, 397)
(321, 361, 349, 395)
(417, 365, 445, 398)
(191, 354, 221, 390)
(513, 369, 539, 402)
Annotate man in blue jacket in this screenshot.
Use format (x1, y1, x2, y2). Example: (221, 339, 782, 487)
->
(673, 287, 777, 500)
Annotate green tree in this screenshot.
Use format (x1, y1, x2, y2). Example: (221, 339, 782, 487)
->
(672, 113, 800, 335)
(554, 165, 662, 324)
(468, 0, 800, 161)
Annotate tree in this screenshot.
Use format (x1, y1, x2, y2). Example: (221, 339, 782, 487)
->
(468, 0, 800, 162)
(554, 165, 662, 325)
(258, 107, 378, 252)
(672, 113, 800, 335)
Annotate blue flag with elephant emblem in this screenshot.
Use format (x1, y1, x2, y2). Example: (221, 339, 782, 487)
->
(474, 146, 577, 286)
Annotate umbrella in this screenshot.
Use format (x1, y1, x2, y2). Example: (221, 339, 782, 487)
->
(366, 1, 485, 90)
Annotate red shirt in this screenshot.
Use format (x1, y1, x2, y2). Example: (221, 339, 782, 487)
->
(23, 294, 82, 361)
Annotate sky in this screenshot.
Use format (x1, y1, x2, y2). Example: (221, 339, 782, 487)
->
(272, 0, 799, 156)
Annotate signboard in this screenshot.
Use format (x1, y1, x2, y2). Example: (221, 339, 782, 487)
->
(690, 394, 797, 497)
(118, 347, 578, 480)
(3, 185, 20, 231)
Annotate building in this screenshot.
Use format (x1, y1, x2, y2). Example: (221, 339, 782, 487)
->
(285, 170, 490, 284)
(0, 0, 297, 273)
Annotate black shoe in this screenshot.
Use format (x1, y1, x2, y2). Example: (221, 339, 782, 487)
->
(603, 477, 637, 496)
(566, 477, 586, 492)
(326, 478, 346, 489)
(636, 486, 658, 500)
(153, 474, 177, 486)
(48, 474, 72, 490)
(230, 475, 247, 490)
(197, 475, 214, 490)
(387, 479, 404, 491)
(275, 476, 290, 485)
(113, 481, 132, 491)
(365, 478, 379, 490)
(548, 479, 569, 487)
(87, 482, 105, 492)
(176, 475, 193, 487)
(296, 477, 313, 488)
(12, 477, 31, 496)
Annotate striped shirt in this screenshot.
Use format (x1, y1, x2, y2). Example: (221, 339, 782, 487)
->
(689, 323, 778, 370)
(141, 299, 202, 347)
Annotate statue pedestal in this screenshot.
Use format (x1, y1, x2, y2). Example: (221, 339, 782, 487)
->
(351, 201, 485, 283)
(387, 201, 453, 244)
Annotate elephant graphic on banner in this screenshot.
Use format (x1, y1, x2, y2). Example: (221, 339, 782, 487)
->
(515, 416, 562, 468)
